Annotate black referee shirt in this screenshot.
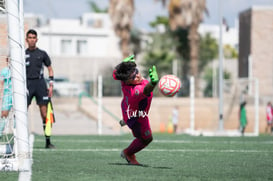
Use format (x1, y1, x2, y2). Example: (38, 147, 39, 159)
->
(25, 48, 51, 79)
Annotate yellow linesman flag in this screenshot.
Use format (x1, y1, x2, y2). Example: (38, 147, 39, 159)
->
(45, 100, 55, 136)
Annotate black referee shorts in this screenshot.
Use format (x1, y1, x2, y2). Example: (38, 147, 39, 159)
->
(27, 78, 49, 106)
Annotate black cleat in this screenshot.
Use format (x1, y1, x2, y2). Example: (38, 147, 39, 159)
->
(45, 143, 56, 149)
(119, 120, 126, 127)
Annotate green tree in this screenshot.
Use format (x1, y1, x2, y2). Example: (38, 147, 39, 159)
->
(130, 28, 142, 56)
(199, 33, 219, 97)
(223, 44, 238, 59)
(203, 67, 214, 97)
(203, 67, 231, 97)
(141, 16, 175, 77)
(199, 33, 218, 73)
(168, 0, 207, 97)
(141, 16, 192, 96)
(88, 1, 108, 13)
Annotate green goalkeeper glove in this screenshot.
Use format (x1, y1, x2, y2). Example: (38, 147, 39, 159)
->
(122, 54, 135, 63)
(149, 65, 159, 86)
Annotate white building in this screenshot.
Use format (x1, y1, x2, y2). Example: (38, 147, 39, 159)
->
(198, 23, 239, 49)
(29, 13, 122, 84)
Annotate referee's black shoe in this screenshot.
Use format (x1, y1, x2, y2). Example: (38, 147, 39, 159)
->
(45, 143, 55, 149)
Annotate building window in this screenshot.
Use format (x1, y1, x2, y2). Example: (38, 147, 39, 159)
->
(87, 19, 94, 27)
(77, 40, 87, 55)
(61, 39, 72, 54)
(87, 18, 103, 28)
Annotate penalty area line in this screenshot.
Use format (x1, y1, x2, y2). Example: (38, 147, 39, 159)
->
(33, 148, 273, 153)
(34, 139, 273, 144)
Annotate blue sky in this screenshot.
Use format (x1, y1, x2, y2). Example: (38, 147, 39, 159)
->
(24, 0, 273, 31)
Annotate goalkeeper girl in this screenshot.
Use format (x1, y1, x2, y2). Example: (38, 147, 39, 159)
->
(113, 55, 158, 165)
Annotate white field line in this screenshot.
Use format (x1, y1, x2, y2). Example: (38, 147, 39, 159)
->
(34, 139, 273, 144)
(34, 138, 273, 153)
(33, 148, 273, 153)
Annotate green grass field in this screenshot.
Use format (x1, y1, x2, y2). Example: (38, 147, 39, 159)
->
(1, 133, 273, 181)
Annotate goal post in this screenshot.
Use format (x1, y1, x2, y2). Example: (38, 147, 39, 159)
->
(7, 0, 30, 171)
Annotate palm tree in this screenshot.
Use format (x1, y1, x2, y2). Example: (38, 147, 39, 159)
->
(108, 0, 134, 58)
(109, 0, 206, 94)
(167, 0, 207, 96)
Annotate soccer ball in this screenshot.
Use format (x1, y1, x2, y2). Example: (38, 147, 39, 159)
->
(158, 75, 181, 97)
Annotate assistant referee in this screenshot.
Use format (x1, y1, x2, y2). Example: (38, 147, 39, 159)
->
(25, 29, 55, 149)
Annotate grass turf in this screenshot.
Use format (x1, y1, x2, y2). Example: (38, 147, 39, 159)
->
(1, 133, 273, 181)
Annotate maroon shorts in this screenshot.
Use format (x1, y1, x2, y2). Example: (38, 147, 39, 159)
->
(127, 117, 152, 140)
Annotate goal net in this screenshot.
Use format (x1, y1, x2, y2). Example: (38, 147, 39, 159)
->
(221, 78, 259, 136)
(0, 2, 16, 170)
(185, 77, 259, 136)
(0, 0, 31, 173)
